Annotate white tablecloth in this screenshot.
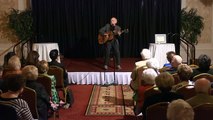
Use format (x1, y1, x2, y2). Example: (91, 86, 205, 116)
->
(32, 43, 60, 62)
(149, 43, 175, 68)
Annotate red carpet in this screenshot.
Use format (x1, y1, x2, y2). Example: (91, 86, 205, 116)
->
(49, 85, 140, 120)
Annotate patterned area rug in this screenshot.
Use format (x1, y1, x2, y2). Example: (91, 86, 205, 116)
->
(85, 85, 134, 116)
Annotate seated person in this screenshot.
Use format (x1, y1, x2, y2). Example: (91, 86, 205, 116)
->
(2, 51, 16, 68)
(0, 74, 33, 120)
(22, 65, 50, 120)
(172, 64, 193, 91)
(24, 51, 40, 66)
(142, 72, 183, 120)
(190, 54, 213, 79)
(165, 55, 182, 74)
(163, 51, 176, 68)
(135, 49, 151, 68)
(37, 60, 60, 106)
(186, 78, 213, 107)
(134, 68, 158, 115)
(2, 56, 22, 79)
(130, 58, 159, 93)
(167, 99, 194, 120)
(48, 49, 73, 108)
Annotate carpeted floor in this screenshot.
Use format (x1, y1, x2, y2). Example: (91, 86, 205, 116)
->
(49, 85, 141, 120)
(85, 85, 134, 116)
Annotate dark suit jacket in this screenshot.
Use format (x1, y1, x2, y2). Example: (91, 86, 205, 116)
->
(186, 93, 213, 107)
(142, 92, 183, 120)
(26, 80, 50, 113)
(48, 60, 69, 86)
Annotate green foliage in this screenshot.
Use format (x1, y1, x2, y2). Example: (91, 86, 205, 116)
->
(180, 8, 204, 44)
(8, 8, 34, 41)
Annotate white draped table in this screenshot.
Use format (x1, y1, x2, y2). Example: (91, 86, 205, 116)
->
(32, 43, 60, 62)
(149, 43, 175, 68)
(68, 72, 131, 85)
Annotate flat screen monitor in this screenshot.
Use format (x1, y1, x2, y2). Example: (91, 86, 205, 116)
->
(155, 34, 166, 44)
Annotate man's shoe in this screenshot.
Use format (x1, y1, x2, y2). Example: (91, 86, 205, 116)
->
(116, 65, 121, 70)
(104, 65, 108, 70)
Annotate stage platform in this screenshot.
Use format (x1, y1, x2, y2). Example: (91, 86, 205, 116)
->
(62, 58, 138, 85)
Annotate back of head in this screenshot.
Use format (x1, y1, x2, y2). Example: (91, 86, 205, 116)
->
(140, 49, 151, 60)
(49, 49, 59, 61)
(37, 60, 49, 74)
(155, 72, 174, 92)
(166, 51, 176, 63)
(171, 55, 182, 68)
(167, 99, 194, 120)
(177, 64, 193, 81)
(26, 51, 39, 66)
(194, 78, 211, 94)
(4, 74, 25, 92)
(141, 68, 158, 85)
(3, 51, 16, 67)
(198, 54, 211, 70)
(22, 65, 38, 80)
(146, 58, 160, 69)
(7, 56, 21, 70)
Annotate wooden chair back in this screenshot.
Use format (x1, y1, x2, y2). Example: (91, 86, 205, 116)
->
(0, 103, 17, 120)
(176, 85, 195, 100)
(193, 73, 213, 82)
(146, 102, 169, 120)
(193, 103, 213, 120)
(37, 75, 52, 96)
(48, 66, 64, 88)
(19, 87, 39, 119)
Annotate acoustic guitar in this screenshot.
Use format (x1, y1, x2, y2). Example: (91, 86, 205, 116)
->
(98, 29, 128, 44)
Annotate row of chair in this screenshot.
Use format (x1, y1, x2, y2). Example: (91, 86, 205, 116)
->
(145, 102, 213, 120)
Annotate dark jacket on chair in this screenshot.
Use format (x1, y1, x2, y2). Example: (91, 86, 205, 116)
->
(26, 80, 50, 120)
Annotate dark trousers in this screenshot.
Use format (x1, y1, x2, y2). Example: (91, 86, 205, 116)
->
(104, 39, 120, 66)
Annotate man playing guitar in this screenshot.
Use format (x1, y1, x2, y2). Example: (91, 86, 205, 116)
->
(99, 17, 122, 70)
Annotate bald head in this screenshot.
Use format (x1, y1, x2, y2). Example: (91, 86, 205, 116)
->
(195, 78, 211, 94)
(171, 55, 182, 68)
(110, 17, 117, 26)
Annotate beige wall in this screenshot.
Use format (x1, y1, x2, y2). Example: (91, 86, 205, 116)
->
(181, 0, 213, 63)
(0, 0, 28, 65)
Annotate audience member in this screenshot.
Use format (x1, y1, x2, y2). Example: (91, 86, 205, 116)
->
(2, 55, 22, 79)
(48, 49, 74, 109)
(37, 60, 60, 105)
(2, 51, 16, 68)
(142, 72, 183, 120)
(134, 68, 158, 115)
(167, 99, 194, 120)
(190, 54, 213, 79)
(163, 51, 176, 69)
(135, 49, 151, 68)
(130, 49, 154, 91)
(172, 64, 193, 91)
(22, 65, 50, 120)
(186, 78, 213, 107)
(166, 55, 182, 74)
(0, 74, 33, 120)
(25, 51, 40, 66)
(146, 58, 160, 74)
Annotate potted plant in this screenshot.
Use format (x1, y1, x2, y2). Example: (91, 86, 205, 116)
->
(180, 8, 204, 64)
(8, 8, 34, 42)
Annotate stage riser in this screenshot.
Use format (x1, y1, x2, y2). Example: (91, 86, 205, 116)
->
(68, 72, 131, 85)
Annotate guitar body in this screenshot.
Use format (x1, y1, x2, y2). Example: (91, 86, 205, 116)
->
(98, 31, 114, 44)
(98, 29, 128, 44)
